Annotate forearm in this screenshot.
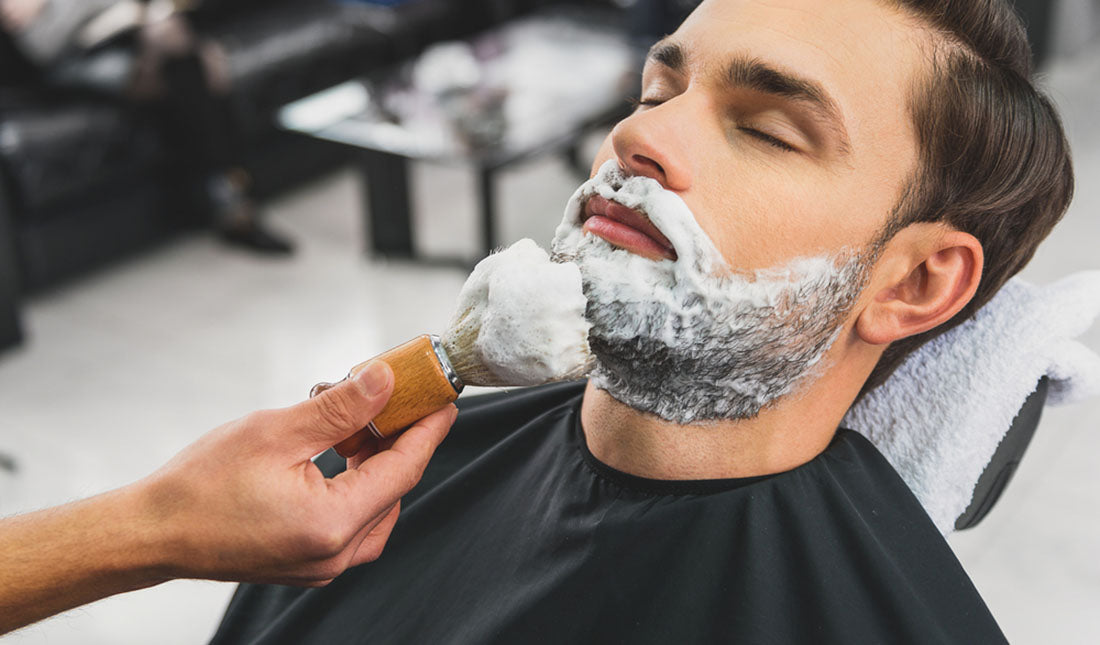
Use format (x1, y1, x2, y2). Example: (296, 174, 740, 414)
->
(0, 365, 450, 634)
(0, 484, 171, 635)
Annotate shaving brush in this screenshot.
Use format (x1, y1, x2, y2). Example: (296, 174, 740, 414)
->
(311, 239, 592, 457)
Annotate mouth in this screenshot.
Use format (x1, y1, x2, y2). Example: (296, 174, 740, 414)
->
(581, 195, 678, 261)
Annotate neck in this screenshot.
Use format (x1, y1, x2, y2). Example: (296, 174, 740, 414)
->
(579, 335, 878, 480)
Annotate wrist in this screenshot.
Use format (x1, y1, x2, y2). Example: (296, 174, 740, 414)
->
(104, 480, 182, 587)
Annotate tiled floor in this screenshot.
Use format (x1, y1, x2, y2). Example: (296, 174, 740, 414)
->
(2, 42, 1099, 645)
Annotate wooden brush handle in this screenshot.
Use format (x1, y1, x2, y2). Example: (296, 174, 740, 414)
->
(311, 335, 461, 457)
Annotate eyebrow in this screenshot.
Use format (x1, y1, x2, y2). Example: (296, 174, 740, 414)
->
(646, 40, 852, 156)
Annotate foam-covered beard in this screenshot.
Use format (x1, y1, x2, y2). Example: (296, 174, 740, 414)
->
(551, 161, 871, 424)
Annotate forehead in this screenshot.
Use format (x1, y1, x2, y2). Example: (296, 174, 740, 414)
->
(673, 0, 929, 165)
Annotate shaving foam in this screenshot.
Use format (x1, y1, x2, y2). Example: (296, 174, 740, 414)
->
(442, 238, 592, 386)
(552, 161, 868, 423)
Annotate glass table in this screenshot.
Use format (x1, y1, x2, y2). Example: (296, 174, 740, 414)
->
(278, 7, 640, 265)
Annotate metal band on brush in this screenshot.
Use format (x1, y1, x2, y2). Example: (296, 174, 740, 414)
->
(429, 334, 465, 394)
(365, 420, 382, 439)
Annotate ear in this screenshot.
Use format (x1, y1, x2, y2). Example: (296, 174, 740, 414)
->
(856, 227, 984, 346)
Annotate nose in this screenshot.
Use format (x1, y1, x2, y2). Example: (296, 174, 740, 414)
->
(609, 100, 694, 192)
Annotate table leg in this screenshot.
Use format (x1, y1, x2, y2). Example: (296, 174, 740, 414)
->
(0, 186, 24, 352)
(0, 299, 19, 353)
(360, 150, 415, 258)
(477, 166, 497, 258)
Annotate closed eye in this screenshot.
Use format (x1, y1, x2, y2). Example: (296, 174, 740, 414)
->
(629, 97, 666, 110)
(740, 128, 796, 153)
(628, 97, 796, 153)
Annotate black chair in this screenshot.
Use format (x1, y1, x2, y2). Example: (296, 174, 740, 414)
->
(955, 377, 1049, 530)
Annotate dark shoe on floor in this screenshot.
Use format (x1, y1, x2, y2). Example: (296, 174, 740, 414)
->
(220, 222, 295, 255)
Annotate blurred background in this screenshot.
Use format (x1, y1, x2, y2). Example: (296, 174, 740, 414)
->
(0, 0, 1097, 642)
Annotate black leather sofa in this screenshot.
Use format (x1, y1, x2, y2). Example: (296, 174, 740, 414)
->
(0, 0, 613, 351)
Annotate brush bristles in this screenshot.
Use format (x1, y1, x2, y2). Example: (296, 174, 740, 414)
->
(441, 330, 514, 387)
(441, 308, 514, 387)
(441, 321, 592, 387)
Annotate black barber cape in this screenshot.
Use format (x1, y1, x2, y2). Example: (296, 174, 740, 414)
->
(211, 381, 1007, 644)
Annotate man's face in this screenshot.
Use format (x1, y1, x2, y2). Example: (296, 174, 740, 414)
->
(588, 0, 927, 272)
(555, 0, 936, 422)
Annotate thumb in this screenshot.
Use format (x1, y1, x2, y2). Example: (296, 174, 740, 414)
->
(287, 360, 394, 455)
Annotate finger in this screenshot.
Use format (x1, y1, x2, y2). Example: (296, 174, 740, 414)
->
(347, 434, 386, 471)
(334, 427, 371, 459)
(333, 404, 457, 523)
(347, 500, 402, 568)
(336, 500, 397, 567)
(346, 405, 447, 469)
(281, 501, 399, 582)
(285, 361, 394, 456)
(250, 574, 337, 588)
(368, 403, 456, 474)
(336, 405, 402, 459)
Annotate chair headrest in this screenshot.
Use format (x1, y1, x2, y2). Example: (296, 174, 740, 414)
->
(954, 376, 1049, 530)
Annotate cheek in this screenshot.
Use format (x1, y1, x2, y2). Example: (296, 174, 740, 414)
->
(685, 173, 803, 270)
(687, 171, 859, 271)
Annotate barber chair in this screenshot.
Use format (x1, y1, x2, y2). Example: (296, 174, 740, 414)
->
(954, 377, 1049, 530)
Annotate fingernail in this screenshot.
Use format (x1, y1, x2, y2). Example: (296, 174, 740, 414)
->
(356, 361, 391, 396)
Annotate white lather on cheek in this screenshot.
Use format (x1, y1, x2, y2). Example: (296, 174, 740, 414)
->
(551, 160, 866, 424)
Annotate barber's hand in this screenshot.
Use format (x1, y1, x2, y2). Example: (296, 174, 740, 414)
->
(137, 361, 457, 587)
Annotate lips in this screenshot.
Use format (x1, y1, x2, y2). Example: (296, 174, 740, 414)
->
(581, 195, 677, 261)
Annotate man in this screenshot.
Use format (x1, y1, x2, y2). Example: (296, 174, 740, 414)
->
(1, 0, 1072, 640)
(209, 0, 1071, 642)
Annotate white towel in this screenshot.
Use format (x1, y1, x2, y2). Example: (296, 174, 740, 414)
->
(843, 271, 1100, 534)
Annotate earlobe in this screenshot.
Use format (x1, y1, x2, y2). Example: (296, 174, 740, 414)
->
(857, 230, 983, 346)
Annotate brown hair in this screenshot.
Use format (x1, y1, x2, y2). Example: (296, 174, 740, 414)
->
(860, 0, 1075, 397)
